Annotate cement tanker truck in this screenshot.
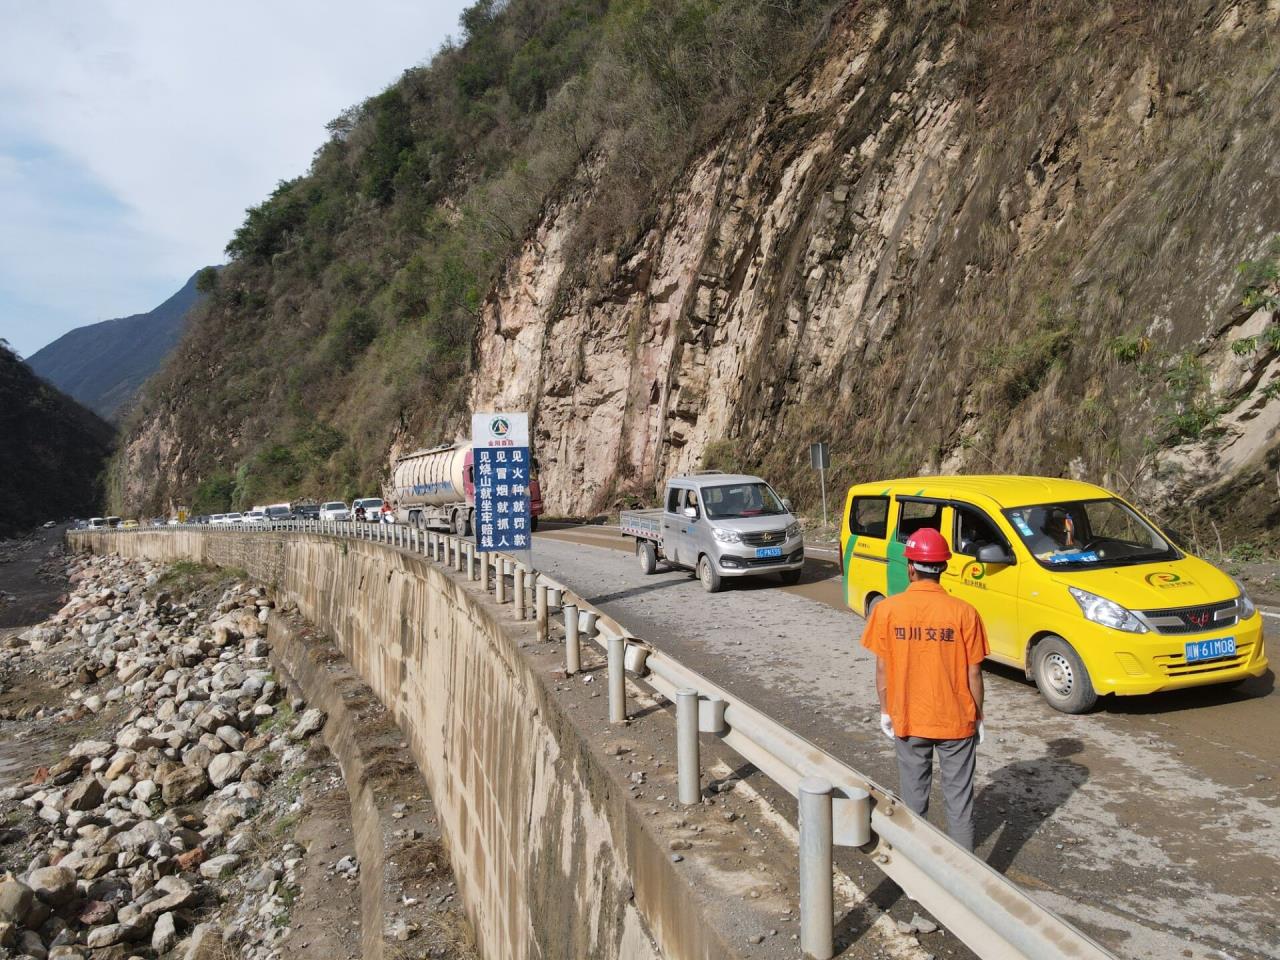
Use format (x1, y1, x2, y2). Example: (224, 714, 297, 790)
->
(390, 442, 544, 536)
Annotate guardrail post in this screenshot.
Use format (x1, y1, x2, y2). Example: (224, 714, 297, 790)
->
(467, 543, 477, 580)
(676, 688, 700, 805)
(798, 778, 834, 960)
(547, 586, 562, 611)
(456, 539, 466, 573)
(535, 582, 548, 640)
(514, 566, 526, 619)
(564, 603, 579, 674)
(608, 633, 627, 724)
(479, 550, 490, 587)
(496, 559, 507, 603)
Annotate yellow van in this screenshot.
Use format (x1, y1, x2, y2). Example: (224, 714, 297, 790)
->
(840, 476, 1266, 713)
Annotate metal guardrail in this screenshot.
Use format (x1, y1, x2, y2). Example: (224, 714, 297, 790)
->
(83, 520, 1118, 960)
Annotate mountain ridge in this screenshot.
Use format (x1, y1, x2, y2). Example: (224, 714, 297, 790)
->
(0, 342, 115, 535)
(27, 270, 208, 420)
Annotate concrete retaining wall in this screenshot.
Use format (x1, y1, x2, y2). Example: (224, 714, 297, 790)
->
(70, 530, 736, 960)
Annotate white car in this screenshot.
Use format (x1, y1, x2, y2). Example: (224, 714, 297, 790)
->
(243, 511, 267, 525)
(352, 497, 383, 522)
(224, 512, 244, 524)
(87, 517, 106, 529)
(209, 514, 226, 526)
(320, 501, 351, 521)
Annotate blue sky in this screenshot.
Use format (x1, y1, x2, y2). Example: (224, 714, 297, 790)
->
(0, 0, 471, 358)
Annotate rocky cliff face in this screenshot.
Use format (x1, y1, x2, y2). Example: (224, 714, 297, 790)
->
(111, 0, 1280, 548)
(472, 0, 1280, 542)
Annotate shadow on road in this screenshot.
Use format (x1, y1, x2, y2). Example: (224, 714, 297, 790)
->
(587, 575, 690, 605)
(981, 659, 1276, 715)
(975, 737, 1089, 874)
(833, 738, 1088, 952)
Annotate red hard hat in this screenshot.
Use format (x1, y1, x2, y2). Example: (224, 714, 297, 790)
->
(904, 527, 951, 564)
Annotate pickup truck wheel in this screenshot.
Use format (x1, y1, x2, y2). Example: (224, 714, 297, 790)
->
(1032, 636, 1097, 714)
(778, 569, 802, 586)
(637, 541, 658, 575)
(697, 555, 722, 593)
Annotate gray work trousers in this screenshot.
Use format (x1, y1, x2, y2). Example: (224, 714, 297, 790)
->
(894, 735, 977, 851)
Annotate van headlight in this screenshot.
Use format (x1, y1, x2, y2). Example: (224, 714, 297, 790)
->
(1232, 578, 1257, 619)
(785, 521, 802, 540)
(712, 528, 742, 544)
(1068, 587, 1148, 633)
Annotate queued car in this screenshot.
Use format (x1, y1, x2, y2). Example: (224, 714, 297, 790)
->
(265, 503, 294, 524)
(243, 511, 268, 525)
(319, 501, 351, 522)
(352, 497, 383, 523)
(296, 503, 321, 521)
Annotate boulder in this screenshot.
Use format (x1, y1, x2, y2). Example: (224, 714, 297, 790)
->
(207, 752, 249, 789)
(69, 741, 114, 760)
(161, 765, 210, 805)
(112, 820, 167, 854)
(152, 911, 179, 953)
(0, 880, 34, 926)
(198, 854, 241, 879)
(138, 876, 195, 921)
(27, 866, 76, 907)
(181, 922, 224, 960)
(64, 776, 105, 811)
(289, 708, 326, 740)
(85, 922, 133, 948)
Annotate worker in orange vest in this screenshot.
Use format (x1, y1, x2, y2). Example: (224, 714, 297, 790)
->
(861, 527, 988, 850)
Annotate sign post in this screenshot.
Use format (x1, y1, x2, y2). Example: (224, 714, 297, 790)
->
(471, 412, 533, 572)
(810, 442, 830, 530)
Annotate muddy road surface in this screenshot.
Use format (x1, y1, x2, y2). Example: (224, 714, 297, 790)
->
(532, 523, 1279, 960)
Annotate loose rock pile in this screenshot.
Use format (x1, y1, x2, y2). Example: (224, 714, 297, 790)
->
(0, 555, 329, 959)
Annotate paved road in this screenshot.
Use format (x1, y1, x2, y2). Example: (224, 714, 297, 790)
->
(531, 523, 1279, 960)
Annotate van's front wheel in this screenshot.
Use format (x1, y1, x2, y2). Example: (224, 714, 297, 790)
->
(697, 555, 722, 593)
(1033, 636, 1097, 714)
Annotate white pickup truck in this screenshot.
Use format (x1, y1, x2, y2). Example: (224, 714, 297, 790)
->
(619, 471, 804, 592)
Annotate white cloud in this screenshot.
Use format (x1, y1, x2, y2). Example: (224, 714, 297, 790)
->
(0, 0, 470, 356)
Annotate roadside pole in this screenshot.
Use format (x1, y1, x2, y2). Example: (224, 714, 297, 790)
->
(810, 442, 830, 530)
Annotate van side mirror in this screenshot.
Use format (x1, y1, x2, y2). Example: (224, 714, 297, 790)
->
(782, 498, 793, 512)
(977, 543, 1014, 565)
(683, 506, 698, 520)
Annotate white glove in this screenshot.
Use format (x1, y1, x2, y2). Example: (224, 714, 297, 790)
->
(880, 713, 894, 740)
(977, 721, 986, 745)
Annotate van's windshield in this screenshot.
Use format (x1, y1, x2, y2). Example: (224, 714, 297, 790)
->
(701, 482, 786, 520)
(1003, 498, 1179, 569)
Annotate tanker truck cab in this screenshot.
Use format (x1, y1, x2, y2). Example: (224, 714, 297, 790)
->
(840, 476, 1267, 713)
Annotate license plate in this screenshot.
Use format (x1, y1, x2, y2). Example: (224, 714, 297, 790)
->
(1185, 637, 1236, 663)
(755, 547, 782, 559)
